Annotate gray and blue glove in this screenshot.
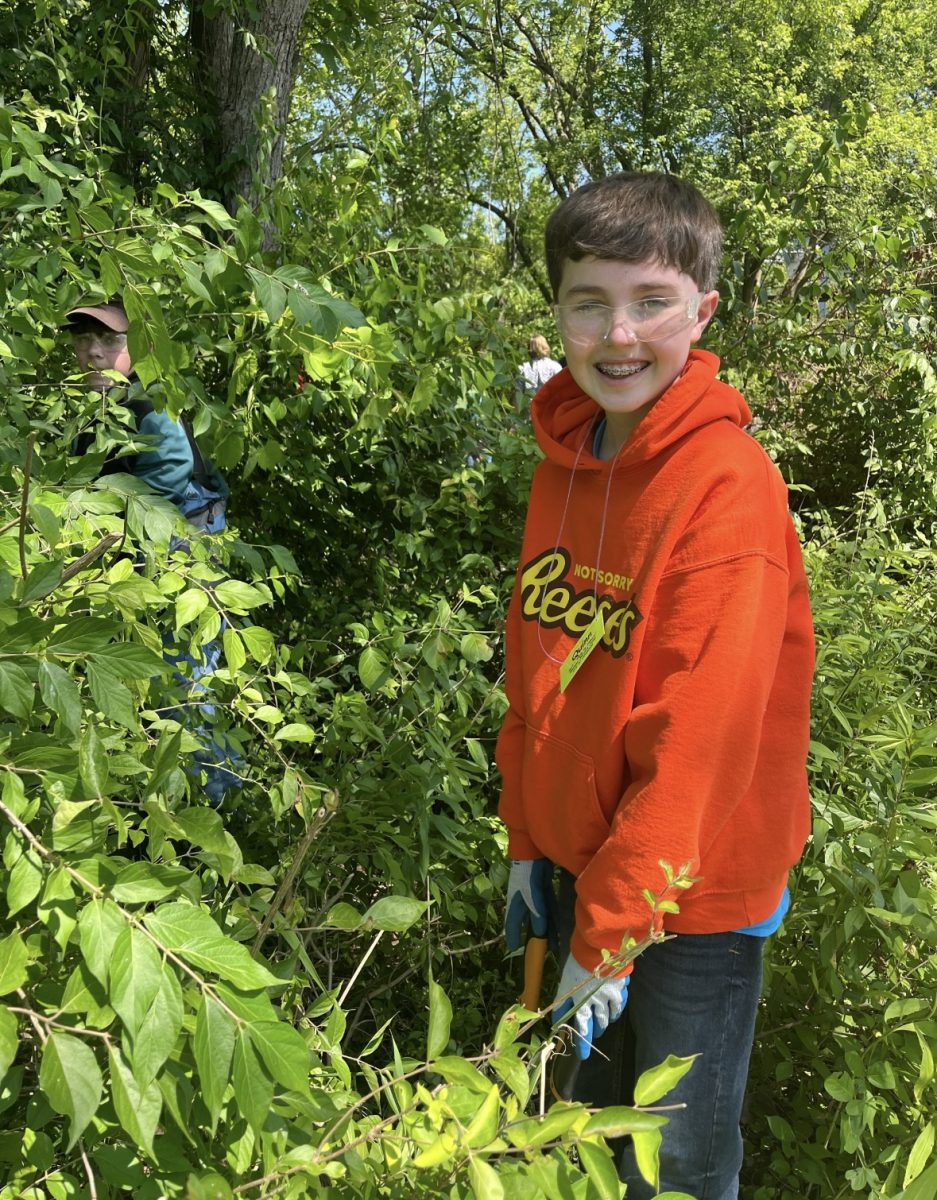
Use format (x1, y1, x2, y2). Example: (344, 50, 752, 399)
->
(504, 858, 558, 953)
(552, 953, 630, 1061)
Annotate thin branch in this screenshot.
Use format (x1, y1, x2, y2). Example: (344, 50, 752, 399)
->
(337, 930, 384, 1007)
(79, 1143, 98, 1200)
(19, 431, 37, 578)
(251, 794, 336, 956)
(59, 532, 123, 585)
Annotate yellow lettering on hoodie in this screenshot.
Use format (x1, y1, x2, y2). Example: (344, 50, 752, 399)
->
(520, 549, 643, 658)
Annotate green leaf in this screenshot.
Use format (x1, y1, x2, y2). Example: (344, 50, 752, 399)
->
(194, 994, 236, 1132)
(46, 617, 121, 653)
(505, 1105, 585, 1149)
(175, 587, 209, 628)
(248, 267, 288, 324)
(489, 1052, 530, 1104)
(172, 807, 230, 855)
(108, 926, 164, 1039)
(0, 931, 28, 996)
(323, 902, 363, 931)
(111, 861, 191, 904)
(427, 975, 452, 1059)
(0, 1006, 18, 1078)
(582, 1106, 667, 1138)
(78, 721, 108, 797)
(37, 865, 77, 952)
(903, 1123, 936, 1189)
(87, 658, 137, 728)
(901, 1157, 937, 1200)
(7, 847, 43, 916)
(131, 965, 184, 1086)
(188, 195, 237, 231)
(420, 224, 448, 246)
(632, 1053, 697, 1105)
(433, 1057, 491, 1094)
(362, 895, 427, 932)
(186, 1173, 235, 1200)
(40, 1031, 103, 1150)
(248, 1021, 311, 1093)
(460, 632, 493, 663)
(143, 903, 279, 990)
(463, 1083, 500, 1148)
(631, 1126, 662, 1190)
(273, 722, 316, 743)
(467, 1157, 504, 1199)
(78, 898, 127, 987)
(21, 559, 62, 603)
(232, 1028, 274, 1136)
(59, 963, 114, 1026)
(823, 1070, 854, 1101)
(38, 661, 81, 735)
(213, 580, 267, 611)
(240, 625, 274, 663)
(357, 645, 388, 691)
(222, 625, 246, 672)
(90, 642, 167, 679)
(109, 1045, 162, 1158)
(577, 1139, 620, 1200)
(0, 661, 34, 719)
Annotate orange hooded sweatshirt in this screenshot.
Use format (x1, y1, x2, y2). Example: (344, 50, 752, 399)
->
(496, 349, 814, 972)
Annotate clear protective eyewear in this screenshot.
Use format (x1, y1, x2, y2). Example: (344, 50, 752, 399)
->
(554, 293, 705, 345)
(70, 329, 128, 352)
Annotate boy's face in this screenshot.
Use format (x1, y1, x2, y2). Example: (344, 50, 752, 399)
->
(555, 257, 718, 441)
(70, 324, 133, 390)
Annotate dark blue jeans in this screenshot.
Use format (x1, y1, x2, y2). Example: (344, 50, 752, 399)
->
(558, 871, 764, 1200)
(161, 629, 244, 808)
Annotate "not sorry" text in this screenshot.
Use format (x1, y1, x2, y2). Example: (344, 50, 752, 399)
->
(520, 548, 643, 657)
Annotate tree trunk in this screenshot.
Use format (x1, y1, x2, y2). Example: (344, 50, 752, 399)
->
(190, 0, 309, 217)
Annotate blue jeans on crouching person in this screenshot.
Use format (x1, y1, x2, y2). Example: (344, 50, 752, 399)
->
(557, 870, 764, 1200)
(162, 627, 243, 808)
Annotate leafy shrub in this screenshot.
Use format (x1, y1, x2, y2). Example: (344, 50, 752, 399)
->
(746, 524, 937, 1198)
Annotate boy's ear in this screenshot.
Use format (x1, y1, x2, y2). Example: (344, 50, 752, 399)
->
(691, 290, 719, 340)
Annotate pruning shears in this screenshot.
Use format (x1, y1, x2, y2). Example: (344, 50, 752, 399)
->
(519, 935, 581, 1103)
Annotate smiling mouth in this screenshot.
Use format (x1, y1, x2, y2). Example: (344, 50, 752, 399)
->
(597, 362, 647, 378)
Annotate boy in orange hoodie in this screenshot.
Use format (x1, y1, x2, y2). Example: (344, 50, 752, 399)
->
(498, 173, 814, 1198)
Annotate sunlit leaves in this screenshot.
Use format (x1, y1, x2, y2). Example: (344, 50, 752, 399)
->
(40, 1032, 103, 1149)
(427, 975, 453, 1060)
(0, 930, 29, 995)
(142, 903, 279, 990)
(109, 1045, 162, 1158)
(194, 995, 236, 1132)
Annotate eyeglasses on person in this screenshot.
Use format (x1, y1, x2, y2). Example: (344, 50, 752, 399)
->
(553, 294, 705, 345)
(70, 330, 128, 352)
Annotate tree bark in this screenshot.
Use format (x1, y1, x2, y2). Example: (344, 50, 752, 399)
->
(190, 0, 310, 216)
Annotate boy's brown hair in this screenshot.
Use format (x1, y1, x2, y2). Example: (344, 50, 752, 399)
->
(545, 172, 722, 298)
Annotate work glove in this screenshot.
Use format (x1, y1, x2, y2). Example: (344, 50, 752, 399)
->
(552, 953, 630, 1061)
(504, 858, 558, 953)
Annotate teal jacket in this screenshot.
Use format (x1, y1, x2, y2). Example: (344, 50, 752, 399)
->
(75, 393, 195, 507)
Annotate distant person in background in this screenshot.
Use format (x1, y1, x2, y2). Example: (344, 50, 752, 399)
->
(65, 299, 241, 808)
(517, 334, 563, 398)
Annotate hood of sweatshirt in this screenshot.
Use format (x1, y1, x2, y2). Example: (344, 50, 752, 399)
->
(530, 349, 752, 469)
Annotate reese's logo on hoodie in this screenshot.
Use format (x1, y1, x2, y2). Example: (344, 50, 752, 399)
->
(519, 548, 643, 657)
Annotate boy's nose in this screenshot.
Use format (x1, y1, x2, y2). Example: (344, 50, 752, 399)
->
(604, 311, 639, 344)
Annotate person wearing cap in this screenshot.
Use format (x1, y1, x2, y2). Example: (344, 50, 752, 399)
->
(66, 301, 197, 508)
(65, 299, 241, 808)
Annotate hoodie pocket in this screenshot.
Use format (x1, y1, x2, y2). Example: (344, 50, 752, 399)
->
(522, 729, 611, 875)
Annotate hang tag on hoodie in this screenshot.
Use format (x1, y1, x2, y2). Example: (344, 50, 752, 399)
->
(559, 611, 606, 692)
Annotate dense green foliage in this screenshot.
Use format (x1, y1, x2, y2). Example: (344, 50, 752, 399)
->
(0, 2, 935, 1198)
